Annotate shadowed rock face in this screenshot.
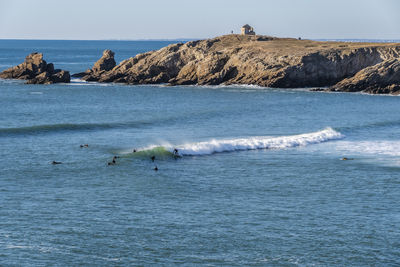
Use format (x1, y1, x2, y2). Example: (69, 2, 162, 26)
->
(0, 53, 70, 84)
(75, 35, 400, 94)
(93, 49, 116, 72)
(330, 59, 400, 95)
(72, 49, 116, 80)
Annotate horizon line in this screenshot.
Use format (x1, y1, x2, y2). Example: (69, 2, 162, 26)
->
(0, 36, 400, 42)
(0, 38, 199, 41)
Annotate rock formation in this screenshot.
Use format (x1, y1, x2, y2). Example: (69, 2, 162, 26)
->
(75, 35, 400, 94)
(0, 53, 70, 84)
(330, 59, 400, 95)
(72, 49, 116, 81)
(4, 36, 399, 94)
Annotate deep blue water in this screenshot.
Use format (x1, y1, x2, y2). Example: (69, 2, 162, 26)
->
(1, 40, 400, 266)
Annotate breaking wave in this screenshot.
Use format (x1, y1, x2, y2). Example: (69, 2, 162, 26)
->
(135, 127, 343, 157)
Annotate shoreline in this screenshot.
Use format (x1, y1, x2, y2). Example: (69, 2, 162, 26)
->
(3, 76, 398, 97)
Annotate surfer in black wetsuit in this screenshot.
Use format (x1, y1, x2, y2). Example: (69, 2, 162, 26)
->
(52, 161, 62, 165)
(173, 148, 180, 159)
(151, 156, 155, 162)
(107, 157, 117, 166)
(154, 166, 158, 171)
(133, 149, 137, 153)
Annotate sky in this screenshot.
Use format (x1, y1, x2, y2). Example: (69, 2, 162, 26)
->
(0, 0, 399, 40)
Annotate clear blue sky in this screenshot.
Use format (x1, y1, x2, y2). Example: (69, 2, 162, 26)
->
(0, 0, 399, 40)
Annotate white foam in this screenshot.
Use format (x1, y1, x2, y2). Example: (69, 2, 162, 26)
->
(187, 84, 268, 91)
(172, 127, 342, 156)
(69, 79, 115, 87)
(70, 78, 87, 83)
(335, 140, 400, 157)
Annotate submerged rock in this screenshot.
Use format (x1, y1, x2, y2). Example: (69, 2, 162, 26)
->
(0, 53, 70, 84)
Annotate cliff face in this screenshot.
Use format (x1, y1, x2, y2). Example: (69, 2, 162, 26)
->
(330, 59, 400, 95)
(76, 35, 400, 94)
(0, 53, 70, 84)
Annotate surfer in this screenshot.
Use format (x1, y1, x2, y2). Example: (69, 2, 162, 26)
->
(173, 148, 180, 159)
(151, 156, 155, 162)
(107, 157, 117, 166)
(80, 144, 89, 148)
(51, 161, 62, 165)
(154, 166, 158, 171)
(133, 149, 137, 153)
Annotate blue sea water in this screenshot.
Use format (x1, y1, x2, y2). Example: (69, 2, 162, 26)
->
(0, 40, 400, 266)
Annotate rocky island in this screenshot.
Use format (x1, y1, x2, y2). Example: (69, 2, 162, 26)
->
(0, 53, 70, 84)
(2, 35, 399, 94)
(74, 34, 400, 95)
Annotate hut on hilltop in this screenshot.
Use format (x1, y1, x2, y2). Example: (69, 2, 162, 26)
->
(241, 24, 255, 35)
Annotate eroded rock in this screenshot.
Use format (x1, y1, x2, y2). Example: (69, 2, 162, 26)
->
(72, 35, 400, 94)
(330, 59, 400, 95)
(72, 49, 116, 79)
(0, 53, 70, 84)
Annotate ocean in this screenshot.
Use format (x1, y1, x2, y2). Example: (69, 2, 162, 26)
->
(0, 40, 400, 266)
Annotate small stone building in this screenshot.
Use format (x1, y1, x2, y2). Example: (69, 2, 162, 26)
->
(241, 24, 255, 35)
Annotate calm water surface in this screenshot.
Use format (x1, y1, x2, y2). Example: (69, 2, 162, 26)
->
(0, 40, 400, 266)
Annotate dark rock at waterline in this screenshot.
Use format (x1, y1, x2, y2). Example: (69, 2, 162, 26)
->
(330, 58, 400, 95)
(0, 53, 70, 84)
(72, 49, 116, 79)
(310, 88, 327, 92)
(26, 70, 70, 84)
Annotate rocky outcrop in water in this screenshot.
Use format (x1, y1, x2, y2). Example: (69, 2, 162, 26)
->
(330, 58, 400, 95)
(72, 49, 116, 81)
(0, 53, 70, 84)
(75, 35, 400, 94)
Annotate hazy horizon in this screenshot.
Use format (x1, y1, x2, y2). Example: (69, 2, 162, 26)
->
(1, 0, 399, 40)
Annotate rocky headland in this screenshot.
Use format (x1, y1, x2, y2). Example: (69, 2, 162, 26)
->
(74, 35, 400, 94)
(0, 53, 70, 84)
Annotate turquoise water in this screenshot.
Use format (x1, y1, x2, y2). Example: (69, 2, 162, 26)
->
(1, 40, 400, 266)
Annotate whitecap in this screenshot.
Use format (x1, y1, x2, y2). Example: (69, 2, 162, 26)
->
(335, 140, 400, 157)
(138, 127, 343, 156)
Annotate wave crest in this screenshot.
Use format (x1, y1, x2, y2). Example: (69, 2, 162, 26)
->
(136, 128, 343, 157)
